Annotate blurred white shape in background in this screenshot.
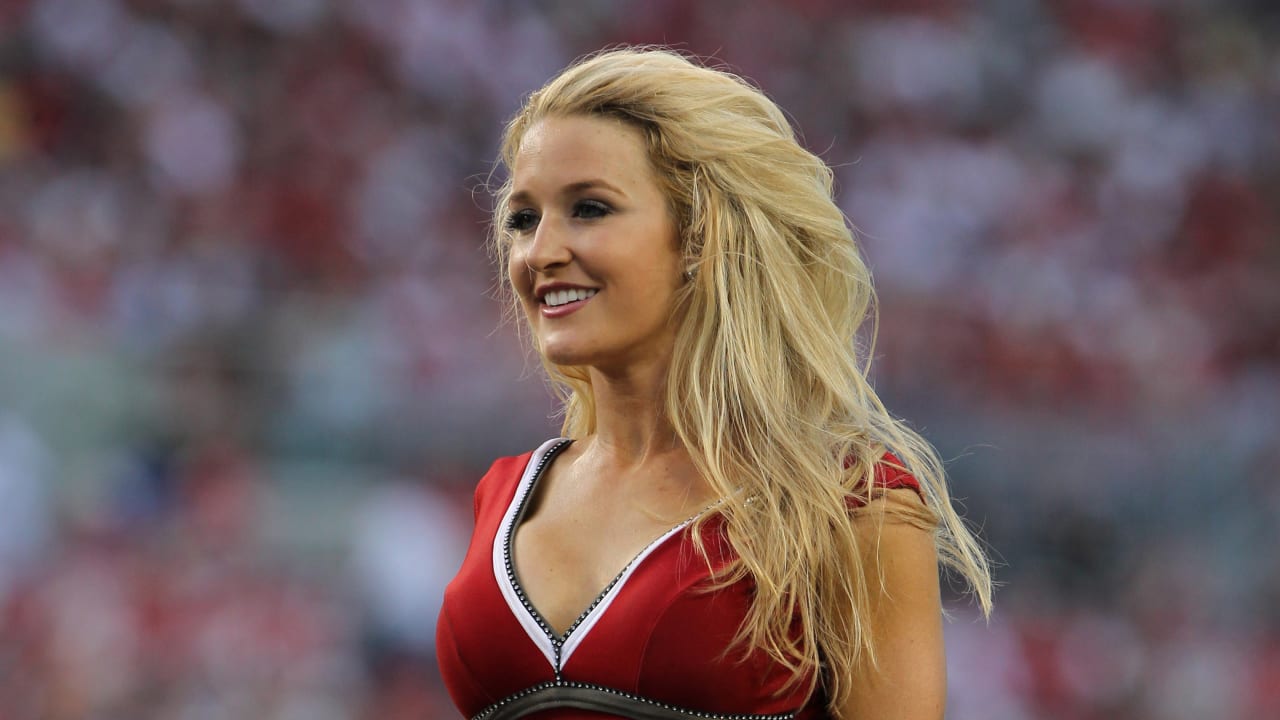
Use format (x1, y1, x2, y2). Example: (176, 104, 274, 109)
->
(0, 412, 53, 606)
(26, 169, 127, 265)
(29, 0, 128, 72)
(1057, 610, 1146, 710)
(844, 134, 1024, 295)
(1146, 632, 1249, 720)
(1035, 52, 1129, 155)
(0, 246, 57, 343)
(237, 0, 332, 34)
(350, 479, 468, 652)
(95, 20, 197, 108)
(143, 91, 241, 196)
(849, 16, 983, 120)
(350, 126, 451, 267)
(946, 612, 1032, 720)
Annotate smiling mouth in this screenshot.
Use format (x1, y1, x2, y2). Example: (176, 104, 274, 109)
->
(542, 288, 598, 307)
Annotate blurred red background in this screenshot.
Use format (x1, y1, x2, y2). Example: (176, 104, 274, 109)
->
(0, 1, 1277, 718)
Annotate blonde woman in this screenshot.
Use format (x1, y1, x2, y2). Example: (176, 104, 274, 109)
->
(437, 47, 992, 720)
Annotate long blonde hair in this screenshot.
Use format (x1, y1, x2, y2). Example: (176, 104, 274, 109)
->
(491, 47, 992, 711)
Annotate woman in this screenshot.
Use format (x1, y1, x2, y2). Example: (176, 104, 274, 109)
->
(437, 47, 993, 720)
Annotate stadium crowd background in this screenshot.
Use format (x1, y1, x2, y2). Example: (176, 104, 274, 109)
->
(0, 0, 1277, 717)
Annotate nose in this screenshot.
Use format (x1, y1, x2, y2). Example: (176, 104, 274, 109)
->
(520, 215, 572, 274)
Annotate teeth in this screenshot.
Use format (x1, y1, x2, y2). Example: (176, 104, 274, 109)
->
(544, 288, 597, 307)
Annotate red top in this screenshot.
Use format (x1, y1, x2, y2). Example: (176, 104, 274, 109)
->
(436, 439, 921, 719)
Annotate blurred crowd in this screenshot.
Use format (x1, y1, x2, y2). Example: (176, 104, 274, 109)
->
(0, 0, 1276, 718)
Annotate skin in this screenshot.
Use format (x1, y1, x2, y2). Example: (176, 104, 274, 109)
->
(506, 114, 686, 378)
(506, 114, 712, 635)
(505, 113, 946, 719)
(843, 490, 947, 720)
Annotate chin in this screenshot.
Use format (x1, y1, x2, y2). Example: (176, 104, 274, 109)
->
(537, 338, 594, 368)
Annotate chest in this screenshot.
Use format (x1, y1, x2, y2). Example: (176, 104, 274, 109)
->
(442, 512, 811, 718)
(513, 490, 695, 635)
(435, 442, 822, 719)
(513, 444, 716, 637)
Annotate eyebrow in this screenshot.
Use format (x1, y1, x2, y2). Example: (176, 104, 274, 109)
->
(509, 178, 626, 206)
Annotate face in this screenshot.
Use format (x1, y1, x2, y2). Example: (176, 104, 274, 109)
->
(505, 114, 684, 373)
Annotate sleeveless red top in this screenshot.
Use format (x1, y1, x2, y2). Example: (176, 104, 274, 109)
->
(436, 439, 920, 719)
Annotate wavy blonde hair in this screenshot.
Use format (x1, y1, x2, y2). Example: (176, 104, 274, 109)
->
(490, 47, 992, 712)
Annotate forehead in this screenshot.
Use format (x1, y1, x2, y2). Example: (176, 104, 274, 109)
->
(510, 115, 657, 195)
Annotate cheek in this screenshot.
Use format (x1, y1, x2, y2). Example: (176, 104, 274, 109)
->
(507, 252, 532, 301)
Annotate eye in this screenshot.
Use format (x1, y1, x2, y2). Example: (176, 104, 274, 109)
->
(572, 200, 611, 220)
(505, 209, 538, 233)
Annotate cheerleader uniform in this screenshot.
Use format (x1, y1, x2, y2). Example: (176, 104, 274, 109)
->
(436, 438, 920, 719)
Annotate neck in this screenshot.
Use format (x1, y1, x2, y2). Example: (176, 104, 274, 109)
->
(584, 359, 680, 467)
(571, 356, 713, 511)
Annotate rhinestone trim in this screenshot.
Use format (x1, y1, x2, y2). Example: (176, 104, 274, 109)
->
(471, 678, 798, 720)
(502, 438, 573, 664)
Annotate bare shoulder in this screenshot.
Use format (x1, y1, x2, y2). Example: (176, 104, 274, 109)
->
(839, 489, 946, 720)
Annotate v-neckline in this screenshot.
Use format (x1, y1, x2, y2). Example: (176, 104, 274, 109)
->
(495, 438, 699, 673)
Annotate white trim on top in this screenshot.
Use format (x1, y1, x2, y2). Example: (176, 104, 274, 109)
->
(492, 437, 566, 670)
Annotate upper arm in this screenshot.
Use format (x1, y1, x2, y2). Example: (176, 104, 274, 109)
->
(837, 489, 946, 720)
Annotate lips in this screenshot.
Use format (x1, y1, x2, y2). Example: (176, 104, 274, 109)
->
(534, 284, 597, 318)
